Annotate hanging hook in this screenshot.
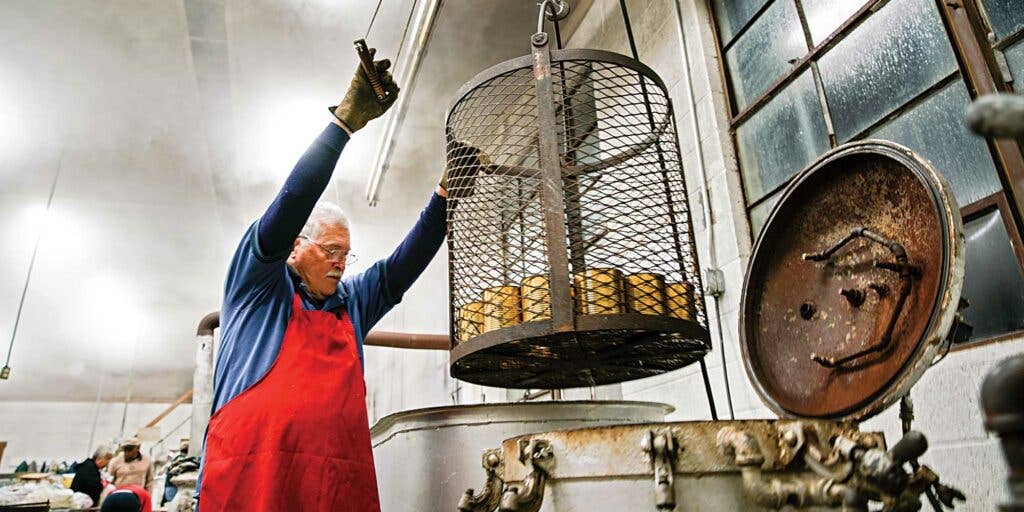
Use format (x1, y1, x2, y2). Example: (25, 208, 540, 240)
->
(536, 0, 568, 35)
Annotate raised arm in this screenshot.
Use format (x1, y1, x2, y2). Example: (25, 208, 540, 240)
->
(384, 188, 448, 299)
(256, 56, 399, 258)
(255, 124, 350, 258)
(384, 141, 488, 299)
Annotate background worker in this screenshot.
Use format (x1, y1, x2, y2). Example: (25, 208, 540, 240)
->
(70, 444, 114, 505)
(197, 48, 481, 511)
(106, 438, 153, 492)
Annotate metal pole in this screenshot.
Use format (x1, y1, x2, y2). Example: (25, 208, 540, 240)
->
(3, 149, 64, 378)
(671, 0, 735, 419)
(532, 33, 575, 333)
(619, 0, 720, 420)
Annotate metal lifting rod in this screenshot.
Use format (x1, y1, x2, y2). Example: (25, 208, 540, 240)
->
(618, 0, 720, 421)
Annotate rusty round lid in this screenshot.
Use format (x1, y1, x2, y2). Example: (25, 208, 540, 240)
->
(740, 141, 965, 422)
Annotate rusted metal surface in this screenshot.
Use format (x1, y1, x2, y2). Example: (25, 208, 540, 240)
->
(445, 45, 709, 389)
(490, 418, 960, 511)
(499, 419, 862, 481)
(740, 141, 965, 421)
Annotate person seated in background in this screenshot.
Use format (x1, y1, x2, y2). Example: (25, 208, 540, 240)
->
(101, 484, 152, 512)
(161, 438, 197, 506)
(70, 444, 114, 505)
(106, 438, 154, 492)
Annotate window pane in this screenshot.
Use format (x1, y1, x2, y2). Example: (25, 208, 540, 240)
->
(868, 80, 1001, 207)
(960, 209, 1024, 342)
(978, 0, 1024, 41)
(749, 190, 782, 238)
(711, 0, 770, 45)
(801, 0, 870, 45)
(1006, 39, 1024, 92)
(818, 0, 958, 141)
(736, 71, 831, 202)
(725, 0, 808, 111)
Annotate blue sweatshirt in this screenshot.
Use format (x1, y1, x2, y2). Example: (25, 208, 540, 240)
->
(197, 122, 447, 503)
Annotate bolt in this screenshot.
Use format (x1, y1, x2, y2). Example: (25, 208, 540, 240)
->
(869, 283, 889, 297)
(782, 430, 798, 447)
(840, 288, 866, 307)
(800, 302, 817, 320)
(531, 32, 548, 47)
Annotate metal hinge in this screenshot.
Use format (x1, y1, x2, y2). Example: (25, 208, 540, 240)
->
(994, 47, 1015, 85)
(641, 428, 680, 510)
(458, 449, 504, 512)
(499, 439, 553, 512)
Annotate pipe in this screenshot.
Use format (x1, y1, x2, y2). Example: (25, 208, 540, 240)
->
(365, 0, 444, 206)
(189, 311, 219, 457)
(363, 330, 449, 350)
(717, 426, 847, 509)
(672, 0, 735, 419)
(966, 93, 1024, 139)
(197, 310, 220, 336)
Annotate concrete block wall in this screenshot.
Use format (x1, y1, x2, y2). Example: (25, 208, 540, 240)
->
(565, 0, 764, 420)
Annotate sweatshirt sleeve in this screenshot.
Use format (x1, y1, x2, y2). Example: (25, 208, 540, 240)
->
(383, 192, 448, 300)
(255, 122, 351, 260)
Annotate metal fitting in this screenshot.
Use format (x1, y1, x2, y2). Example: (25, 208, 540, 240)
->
(458, 449, 504, 512)
(642, 429, 680, 510)
(499, 439, 553, 512)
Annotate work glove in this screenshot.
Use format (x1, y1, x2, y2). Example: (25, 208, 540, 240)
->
(441, 140, 490, 200)
(329, 49, 399, 134)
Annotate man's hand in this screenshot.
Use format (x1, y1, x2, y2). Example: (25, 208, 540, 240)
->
(330, 49, 399, 134)
(441, 140, 489, 200)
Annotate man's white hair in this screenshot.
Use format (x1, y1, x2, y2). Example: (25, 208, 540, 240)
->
(299, 201, 350, 241)
(92, 444, 115, 459)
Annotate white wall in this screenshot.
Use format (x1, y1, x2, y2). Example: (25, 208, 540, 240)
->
(0, 401, 192, 473)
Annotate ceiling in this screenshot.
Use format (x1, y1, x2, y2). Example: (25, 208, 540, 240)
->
(0, 0, 541, 402)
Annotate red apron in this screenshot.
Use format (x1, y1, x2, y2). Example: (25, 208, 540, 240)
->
(199, 293, 380, 511)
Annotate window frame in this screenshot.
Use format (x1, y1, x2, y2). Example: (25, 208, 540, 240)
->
(707, 0, 1024, 348)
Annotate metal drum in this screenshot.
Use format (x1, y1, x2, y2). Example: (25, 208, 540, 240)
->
(370, 401, 672, 512)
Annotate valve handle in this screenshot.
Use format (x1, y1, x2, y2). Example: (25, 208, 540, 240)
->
(888, 430, 928, 466)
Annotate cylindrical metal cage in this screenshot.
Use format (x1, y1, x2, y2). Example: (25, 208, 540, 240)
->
(445, 43, 710, 389)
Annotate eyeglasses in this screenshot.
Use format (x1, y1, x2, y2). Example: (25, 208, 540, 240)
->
(300, 236, 358, 264)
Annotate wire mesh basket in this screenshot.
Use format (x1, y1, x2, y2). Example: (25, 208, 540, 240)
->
(445, 42, 710, 389)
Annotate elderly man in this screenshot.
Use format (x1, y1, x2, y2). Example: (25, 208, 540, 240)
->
(71, 445, 114, 505)
(197, 52, 473, 511)
(106, 438, 153, 491)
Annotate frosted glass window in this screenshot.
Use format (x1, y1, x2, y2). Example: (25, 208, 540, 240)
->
(960, 209, 1024, 342)
(818, 0, 958, 141)
(725, 0, 808, 111)
(736, 71, 831, 202)
(711, 0, 770, 45)
(749, 190, 782, 238)
(979, 0, 1024, 40)
(868, 80, 1001, 207)
(1006, 39, 1024, 91)
(802, 0, 870, 45)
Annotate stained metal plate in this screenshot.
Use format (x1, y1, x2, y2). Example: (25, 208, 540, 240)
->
(740, 141, 965, 421)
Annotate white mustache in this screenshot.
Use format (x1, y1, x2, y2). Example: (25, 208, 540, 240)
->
(325, 270, 343, 279)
